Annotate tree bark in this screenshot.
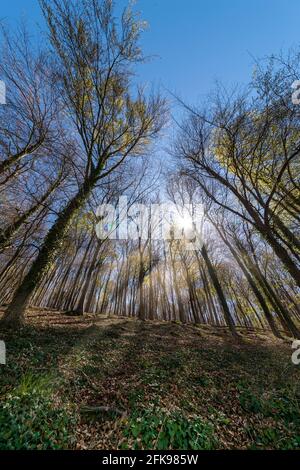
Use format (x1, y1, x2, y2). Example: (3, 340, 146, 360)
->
(1, 179, 95, 327)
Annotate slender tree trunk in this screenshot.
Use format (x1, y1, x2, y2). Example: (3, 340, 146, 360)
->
(0, 175, 61, 252)
(200, 244, 238, 338)
(214, 225, 283, 338)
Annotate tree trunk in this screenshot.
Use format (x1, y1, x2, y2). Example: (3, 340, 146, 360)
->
(1, 180, 94, 327)
(200, 244, 238, 338)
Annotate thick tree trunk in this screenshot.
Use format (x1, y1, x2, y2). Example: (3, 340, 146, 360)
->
(1, 180, 94, 327)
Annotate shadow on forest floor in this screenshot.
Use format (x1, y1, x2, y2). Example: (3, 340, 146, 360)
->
(0, 308, 300, 450)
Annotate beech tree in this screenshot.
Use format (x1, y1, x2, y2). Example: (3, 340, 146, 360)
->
(1, 0, 166, 326)
(174, 57, 300, 287)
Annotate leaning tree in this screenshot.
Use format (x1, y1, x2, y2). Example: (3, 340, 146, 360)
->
(2, 0, 166, 326)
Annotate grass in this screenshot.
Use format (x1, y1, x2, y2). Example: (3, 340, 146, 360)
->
(0, 308, 299, 449)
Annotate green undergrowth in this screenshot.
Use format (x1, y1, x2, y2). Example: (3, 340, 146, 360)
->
(121, 408, 217, 450)
(1, 316, 300, 449)
(0, 373, 77, 450)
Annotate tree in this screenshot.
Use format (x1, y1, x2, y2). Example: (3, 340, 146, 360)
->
(1, 0, 166, 327)
(174, 62, 300, 286)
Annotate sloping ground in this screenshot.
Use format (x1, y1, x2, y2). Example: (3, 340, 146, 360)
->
(0, 308, 299, 450)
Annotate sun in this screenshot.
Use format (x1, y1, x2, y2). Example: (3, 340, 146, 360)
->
(174, 212, 195, 239)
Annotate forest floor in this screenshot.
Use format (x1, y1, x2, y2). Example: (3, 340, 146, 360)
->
(0, 308, 300, 450)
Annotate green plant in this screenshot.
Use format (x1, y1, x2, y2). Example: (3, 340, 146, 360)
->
(192, 375, 210, 387)
(238, 385, 300, 425)
(122, 408, 217, 450)
(159, 354, 183, 370)
(265, 395, 300, 424)
(0, 374, 77, 450)
(238, 389, 263, 414)
(247, 425, 300, 450)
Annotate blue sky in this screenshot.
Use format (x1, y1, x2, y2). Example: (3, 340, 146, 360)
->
(1, 0, 300, 104)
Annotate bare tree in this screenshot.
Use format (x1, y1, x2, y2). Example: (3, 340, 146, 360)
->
(2, 0, 166, 327)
